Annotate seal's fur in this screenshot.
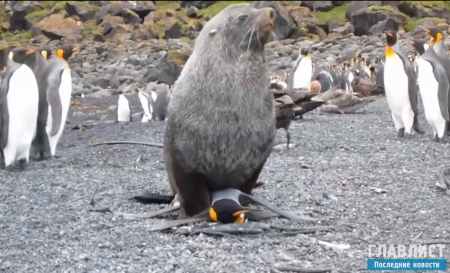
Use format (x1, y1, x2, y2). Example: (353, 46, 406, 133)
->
(164, 4, 277, 218)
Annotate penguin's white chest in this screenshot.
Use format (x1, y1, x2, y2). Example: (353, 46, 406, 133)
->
(384, 55, 410, 113)
(117, 95, 130, 122)
(138, 93, 153, 120)
(2, 64, 39, 166)
(417, 58, 445, 128)
(293, 57, 312, 89)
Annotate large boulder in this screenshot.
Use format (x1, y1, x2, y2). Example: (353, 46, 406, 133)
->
(33, 13, 84, 39)
(289, 6, 326, 33)
(398, 1, 450, 20)
(65, 2, 97, 22)
(179, 1, 218, 9)
(94, 1, 156, 24)
(350, 5, 407, 36)
(301, 1, 335, 12)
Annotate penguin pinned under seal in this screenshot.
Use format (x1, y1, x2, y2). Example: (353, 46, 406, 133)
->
(410, 39, 450, 142)
(43, 45, 79, 159)
(117, 91, 131, 123)
(0, 46, 39, 170)
(287, 47, 313, 90)
(383, 31, 424, 138)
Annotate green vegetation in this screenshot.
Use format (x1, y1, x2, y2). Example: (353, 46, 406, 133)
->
(197, 1, 251, 16)
(368, 5, 394, 13)
(26, 1, 100, 22)
(25, 9, 48, 20)
(83, 19, 102, 33)
(0, 31, 32, 42)
(314, 4, 348, 22)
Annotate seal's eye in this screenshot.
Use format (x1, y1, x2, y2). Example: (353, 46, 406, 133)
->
(238, 14, 248, 21)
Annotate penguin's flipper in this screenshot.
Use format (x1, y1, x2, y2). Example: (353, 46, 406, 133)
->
(148, 210, 211, 231)
(240, 193, 317, 222)
(47, 72, 63, 136)
(0, 70, 11, 149)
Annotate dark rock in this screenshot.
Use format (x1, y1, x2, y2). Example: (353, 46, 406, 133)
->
(94, 1, 156, 24)
(332, 1, 345, 6)
(289, 6, 326, 33)
(65, 2, 96, 22)
(253, 1, 295, 40)
(301, 1, 335, 12)
(186, 6, 199, 18)
(345, 1, 370, 21)
(156, 50, 191, 85)
(369, 18, 399, 35)
(130, 25, 159, 41)
(179, 1, 218, 9)
(350, 6, 407, 36)
(34, 13, 83, 40)
(163, 18, 183, 39)
(398, 1, 450, 19)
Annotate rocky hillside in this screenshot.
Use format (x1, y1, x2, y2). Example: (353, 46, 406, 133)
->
(1, 1, 450, 44)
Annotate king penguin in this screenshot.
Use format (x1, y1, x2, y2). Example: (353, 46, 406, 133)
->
(0, 47, 39, 170)
(43, 45, 79, 159)
(135, 88, 157, 122)
(13, 46, 53, 160)
(383, 31, 424, 138)
(286, 47, 313, 90)
(410, 39, 449, 142)
(117, 91, 132, 123)
(424, 27, 450, 134)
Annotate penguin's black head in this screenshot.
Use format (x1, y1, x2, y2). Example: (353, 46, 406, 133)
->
(409, 39, 426, 56)
(209, 199, 249, 224)
(385, 31, 398, 47)
(38, 46, 52, 60)
(424, 27, 443, 45)
(299, 47, 309, 56)
(56, 45, 79, 61)
(10, 47, 36, 64)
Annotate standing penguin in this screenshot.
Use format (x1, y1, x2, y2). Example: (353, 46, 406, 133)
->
(410, 39, 449, 142)
(383, 31, 424, 138)
(43, 45, 79, 159)
(286, 47, 313, 90)
(0, 47, 39, 170)
(153, 85, 171, 121)
(12, 47, 53, 160)
(116, 91, 131, 123)
(135, 88, 157, 122)
(424, 27, 450, 133)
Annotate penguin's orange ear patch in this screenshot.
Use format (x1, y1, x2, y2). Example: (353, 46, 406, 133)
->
(57, 49, 64, 59)
(386, 46, 395, 58)
(437, 33, 443, 42)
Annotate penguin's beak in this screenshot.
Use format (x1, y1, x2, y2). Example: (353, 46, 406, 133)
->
(232, 210, 250, 225)
(72, 46, 79, 53)
(424, 28, 430, 34)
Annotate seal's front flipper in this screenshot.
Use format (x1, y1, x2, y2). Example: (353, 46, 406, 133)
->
(131, 191, 175, 204)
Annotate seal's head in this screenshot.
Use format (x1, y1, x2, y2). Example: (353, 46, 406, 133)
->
(199, 3, 275, 54)
(209, 199, 250, 224)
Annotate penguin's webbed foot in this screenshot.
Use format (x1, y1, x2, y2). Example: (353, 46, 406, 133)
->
(397, 128, 405, 138)
(19, 159, 27, 171)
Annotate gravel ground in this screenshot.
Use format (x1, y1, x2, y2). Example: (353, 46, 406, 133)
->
(1, 96, 450, 273)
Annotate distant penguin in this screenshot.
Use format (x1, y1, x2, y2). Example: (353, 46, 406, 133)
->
(410, 39, 449, 142)
(153, 85, 171, 121)
(42, 45, 78, 159)
(287, 47, 313, 90)
(383, 31, 424, 138)
(117, 91, 131, 123)
(135, 88, 157, 122)
(314, 70, 334, 93)
(0, 47, 39, 170)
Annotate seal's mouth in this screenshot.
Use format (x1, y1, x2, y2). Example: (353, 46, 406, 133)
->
(262, 23, 274, 32)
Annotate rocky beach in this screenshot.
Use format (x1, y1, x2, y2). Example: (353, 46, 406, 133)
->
(1, 1, 450, 272)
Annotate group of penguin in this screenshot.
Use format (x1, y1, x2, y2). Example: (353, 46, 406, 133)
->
(270, 26, 450, 142)
(116, 85, 171, 123)
(0, 44, 78, 170)
(384, 27, 450, 141)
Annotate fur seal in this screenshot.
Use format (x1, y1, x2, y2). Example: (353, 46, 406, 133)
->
(163, 4, 277, 219)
